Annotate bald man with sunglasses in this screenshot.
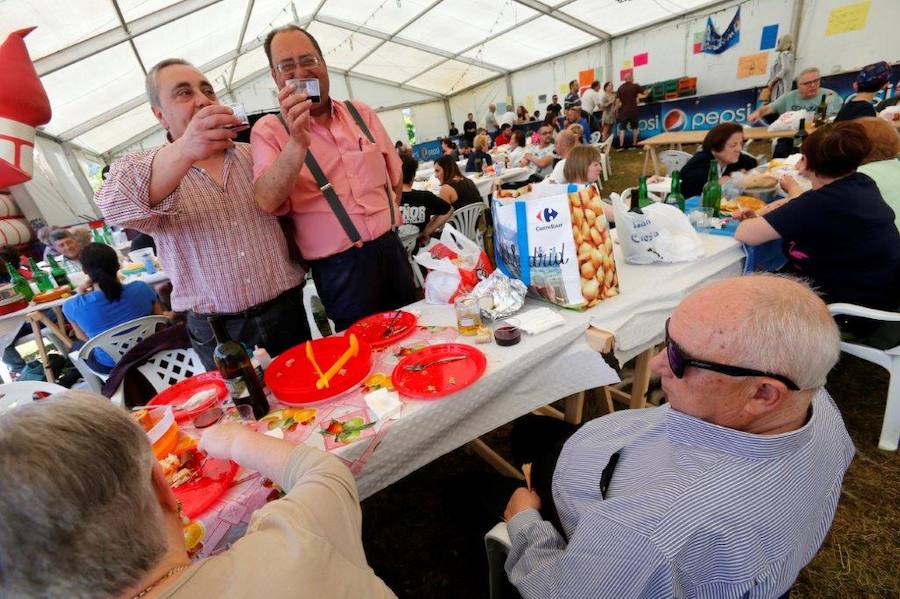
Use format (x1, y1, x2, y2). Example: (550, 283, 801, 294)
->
(502, 274, 854, 599)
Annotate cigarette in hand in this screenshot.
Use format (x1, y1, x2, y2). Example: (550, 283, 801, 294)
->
(523, 463, 532, 491)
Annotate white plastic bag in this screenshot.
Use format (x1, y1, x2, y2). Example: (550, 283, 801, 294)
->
(414, 224, 493, 304)
(767, 110, 811, 132)
(611, 194, 704, 264)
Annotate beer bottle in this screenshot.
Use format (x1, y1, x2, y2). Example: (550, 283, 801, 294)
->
(101, 224, 114, 245)
(5, 261, 34, 301)
(667, 170, 685, 212)
(792, 117, 808, 154)
(208, 317, 270, 420)
(91, 228, 105, 245)
(46, 254, 71, 288)
(638, 176, 652, 209)
(814, 94, 828, 127)
(28, 258, 55, 292)
(701, 161, 722, 217)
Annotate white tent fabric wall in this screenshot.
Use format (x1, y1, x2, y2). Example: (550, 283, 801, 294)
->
(410, 102, 450, 142)
(377, 109, 411, 148)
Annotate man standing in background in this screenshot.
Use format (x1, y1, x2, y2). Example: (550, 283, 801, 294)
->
(546, 94, 562, 116)
(580, 81, 602, 134)
(463, 113, 478, 146)
(485, 103, 499, 134)
(564, 80, 581, 110)
(251, 25, 415, 331)
(617, 72, 647, 150)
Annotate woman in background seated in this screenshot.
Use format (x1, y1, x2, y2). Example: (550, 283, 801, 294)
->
(465, 134, 493, 173)
(856, 116, 900, 228)
(435, 155, 482, 209)
(0, 392, 395, 598)
(563, 145, 615, 222)
(441, 137, 459, 161)
(735, 122, 900, 348)
(504, 130, 540, 188)
(680, 122, 758, 197)
(63, 243, 164, 372)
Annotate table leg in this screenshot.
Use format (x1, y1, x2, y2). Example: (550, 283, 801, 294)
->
(629, 348, 653, 409)
(642, 147, 651, 175)
(650, 147, 660, 177)
(26, 313, 55, 383)
(468, 439, 525, 480)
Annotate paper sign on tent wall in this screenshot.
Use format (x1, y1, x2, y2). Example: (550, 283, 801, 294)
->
(525, 96, 535, 113)
(594, 67, 603, 83)
(620, 68, 633, 81)
(538, 94, 547, 104)
(560, 83, 568, 95)
(692, 32, 703, 54)
(622, 59, 632, 69)
(760, 24, 778, 50)
(825, 0, 871, 36)
(579, 69, 594, 87)
(737, 52, 769, 79)
(633, 53, 648, 67)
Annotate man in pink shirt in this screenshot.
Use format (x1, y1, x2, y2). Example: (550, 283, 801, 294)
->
(96, 59, 309, 370)
(252, 25, 416, 331)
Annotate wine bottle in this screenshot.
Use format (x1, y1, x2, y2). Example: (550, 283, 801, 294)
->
(792, 117, 808, 155)
(814, 95, 827, 127)
(28, 258, 54, 292)
(667, 170, 685, 212)
(5, 261, 34, 301)
(701, 161, 722, 218)
(208, 317, 269, 420)
(46, 254, 71, 288)
(637, 176, 652, 209)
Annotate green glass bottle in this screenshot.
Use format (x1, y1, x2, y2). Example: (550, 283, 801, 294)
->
(5, 261, 34, 301)
(666, 170, 685, 212)
(47, 254, 71, 288)
(814, 94, 828, 127)
(701, 161, 722, 217)
(102, 224, 113, 245)
(91, 228, 105, 244)
(28, 258, 55, 292)
(638, 176, 652, 209)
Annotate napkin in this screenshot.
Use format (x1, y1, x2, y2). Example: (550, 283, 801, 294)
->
(364, 388, 403, 421)
(509, 308, 566, 335)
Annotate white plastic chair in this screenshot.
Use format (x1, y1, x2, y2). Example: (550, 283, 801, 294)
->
(110, 347, 207, 407)
(658, 150, 692, 174)
(595, 136, 613, 180)
(302, 276, 335, 339)
(70, 315, 171, 392)
(485, 522, 513, 599)
(589, 130, 602, 144)
(398, 226, 426, 289)
(828, 303, 900, 450)
(449, 203, 487, 246)
(0, 381, 67, 414)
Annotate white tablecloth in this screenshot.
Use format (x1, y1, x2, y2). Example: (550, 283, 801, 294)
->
(355, 301, 619, 498)
(586, 232, 745, 364)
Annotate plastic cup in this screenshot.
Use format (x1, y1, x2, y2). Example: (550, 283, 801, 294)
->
(688, 207, 715, 233)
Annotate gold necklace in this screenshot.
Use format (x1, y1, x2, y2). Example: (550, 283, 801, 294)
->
(132, 564, 189, 599)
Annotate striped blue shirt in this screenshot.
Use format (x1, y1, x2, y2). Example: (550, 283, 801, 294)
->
(505, 390, 854, 598)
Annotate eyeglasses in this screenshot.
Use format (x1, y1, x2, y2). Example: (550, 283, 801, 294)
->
(798, 78, 821, 87)
(275, 55, 322, 74)
(664, 319, 800, 390)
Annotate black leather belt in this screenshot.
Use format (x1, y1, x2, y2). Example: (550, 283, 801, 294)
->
(189, 285, 302, 321)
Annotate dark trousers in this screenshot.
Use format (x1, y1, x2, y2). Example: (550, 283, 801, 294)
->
(510, 415, 580, 537)
(308, 230, 417, 332)
(186, 286, 311, 371)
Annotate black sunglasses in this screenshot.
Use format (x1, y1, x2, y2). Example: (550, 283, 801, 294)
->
(664, 319, 800, 391)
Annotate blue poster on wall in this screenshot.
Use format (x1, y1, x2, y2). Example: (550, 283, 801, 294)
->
(703, 7, 740, 54)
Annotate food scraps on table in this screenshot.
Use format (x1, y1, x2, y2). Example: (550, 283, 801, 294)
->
(319, 416, 375, 444)
(260, 408, 317, 432)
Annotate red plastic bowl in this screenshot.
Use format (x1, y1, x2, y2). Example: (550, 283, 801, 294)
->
(147, 372, 228, 423)
(265, 336, 373, 405)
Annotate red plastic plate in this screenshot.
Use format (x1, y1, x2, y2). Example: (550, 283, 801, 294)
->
(391, 343, 487, 399)
(174, 455, 238, 519)
(265, 336, 373, 405)
(347, 310, 418, 350)
(147, 372, 228, 423)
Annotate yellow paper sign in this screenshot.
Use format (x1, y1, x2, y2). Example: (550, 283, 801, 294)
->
(825, 0, 871, 36)
(737, 52, 769, 79)
(622, 59, 632, 69)
(525, 95, 535, 113)
(560, 83, 568, 95)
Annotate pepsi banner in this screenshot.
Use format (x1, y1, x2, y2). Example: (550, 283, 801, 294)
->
(411, 139, 443, 162)
(636, 88, 759, 139)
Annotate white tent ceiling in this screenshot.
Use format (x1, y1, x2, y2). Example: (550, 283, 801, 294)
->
(2, 0, 719, 156)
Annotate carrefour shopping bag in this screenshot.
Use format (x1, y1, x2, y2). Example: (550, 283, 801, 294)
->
(493, 183, 619, 310)
(414, 224, 493, 304)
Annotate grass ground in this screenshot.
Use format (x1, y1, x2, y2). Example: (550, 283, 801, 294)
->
(360, 146, 900, 598)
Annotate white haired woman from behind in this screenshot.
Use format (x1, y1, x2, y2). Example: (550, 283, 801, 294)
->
(0, 392, 395, 598)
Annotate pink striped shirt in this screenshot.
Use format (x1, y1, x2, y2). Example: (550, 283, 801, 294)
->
(95, 143, 304, 314)
(250, 100, 402, 260)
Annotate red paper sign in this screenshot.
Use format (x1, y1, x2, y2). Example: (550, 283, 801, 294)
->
(633, 52, 648, 67)
(693, 42, 702, 54)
